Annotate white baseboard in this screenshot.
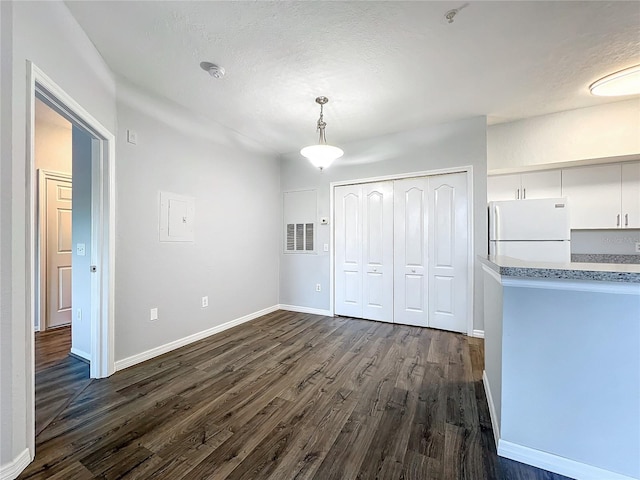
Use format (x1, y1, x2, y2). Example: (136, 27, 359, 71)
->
(0, 448, 31, 480)
(482, 370, 500, 450)
(115, 305, 279, 372)
(278, 304, 332, 317)
(472, 329, 484, 338)
(70, 347, 90, 362)
(498, 440, 638, 480)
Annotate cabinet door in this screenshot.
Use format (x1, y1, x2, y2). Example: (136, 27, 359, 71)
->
(520, 170, 562, 199)
(621, 162, 640, 228)
(487, 173, 521, 202)
(562, 164, 621, 229)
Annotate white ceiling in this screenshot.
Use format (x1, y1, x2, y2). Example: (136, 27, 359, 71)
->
(35, 97, 72, 130)
(65, 1, 640, 155)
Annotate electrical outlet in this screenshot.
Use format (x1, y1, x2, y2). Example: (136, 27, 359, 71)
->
(202, 296, 209, 308)
(76, 243, 86, 256)
(636, 242, 640, 253)
(150, 307, 158, 321)
(316, 284, 321, 292)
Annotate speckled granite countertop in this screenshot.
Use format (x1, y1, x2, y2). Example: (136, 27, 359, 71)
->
(480, 255, 640, 284)
(571, 253, 640, 264)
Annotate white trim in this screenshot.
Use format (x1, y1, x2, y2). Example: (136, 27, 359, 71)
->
(329, 165, 475, 335)
(0, 448, 31, 480)
(329, 165, 473, 188)
(498, 440, 638, 480)
(482, 370, 500, 450)
(278, 304, 333, 316)
(28, 62, 116, 381)
(115, 305, 279, 371)
(472, 329, 484, 338)
(501, 276, 640, 295)
(70, 347, 91, 362)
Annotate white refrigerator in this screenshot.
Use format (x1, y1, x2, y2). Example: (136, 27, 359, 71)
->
(489, 198, 571, 263)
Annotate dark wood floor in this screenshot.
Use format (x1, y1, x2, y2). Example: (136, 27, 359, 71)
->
(35, 326, 91, 437)
(23, 311, 570, 480)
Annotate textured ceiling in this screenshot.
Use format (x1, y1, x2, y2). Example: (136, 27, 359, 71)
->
(65, 1, 640, 155)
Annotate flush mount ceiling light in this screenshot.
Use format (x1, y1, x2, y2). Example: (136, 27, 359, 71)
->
(300, 96, 344, 171)
(200, 61, 225, 79)
(590, 64, 640, 97)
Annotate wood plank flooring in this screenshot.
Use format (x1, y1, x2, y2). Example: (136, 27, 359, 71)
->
(34, 326, 91, 437)
(23, 311, 570, 480)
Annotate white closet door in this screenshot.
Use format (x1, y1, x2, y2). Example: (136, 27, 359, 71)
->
(428, 173, 468, 333)
(334, 185, 363, 317)
(362, 182, 394, 322)
(393, 178, 429, 327)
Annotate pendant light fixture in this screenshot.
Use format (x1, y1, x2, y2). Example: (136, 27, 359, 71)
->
(300, 96, 344, 171)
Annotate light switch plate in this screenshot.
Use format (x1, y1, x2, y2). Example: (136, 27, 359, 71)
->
(127, 129, 137, 144)
(323, 243, 329, 252)
(150, 308, 158, 321)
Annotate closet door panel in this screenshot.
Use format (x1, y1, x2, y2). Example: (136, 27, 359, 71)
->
(334, 185, 363, 317)
(362, 182, 394, 322)
(428, 173, 468, 333)
(393, 178, 429, 327)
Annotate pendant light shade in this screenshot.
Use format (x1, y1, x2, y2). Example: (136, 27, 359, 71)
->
(300, 96, 343, 171)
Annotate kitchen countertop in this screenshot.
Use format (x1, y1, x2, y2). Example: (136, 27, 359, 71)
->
(480, 255, 640, 283)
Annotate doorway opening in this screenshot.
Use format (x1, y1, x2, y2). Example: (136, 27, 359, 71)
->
(26, 62, 115, 456)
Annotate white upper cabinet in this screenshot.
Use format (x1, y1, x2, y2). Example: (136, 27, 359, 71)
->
(561, 163, 624, 229)
(562, 162, 640, 229)
(488, 170, 561, 203)
(621, 162, 640, 228)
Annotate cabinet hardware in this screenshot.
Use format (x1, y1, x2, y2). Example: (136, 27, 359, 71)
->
(617, 214, 620, 227)
(516, 189, 520, 200)
(625, 213, 628, 227)
(523, 188, 526, 199)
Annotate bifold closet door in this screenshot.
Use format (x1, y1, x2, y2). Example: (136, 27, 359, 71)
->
(334, 182, 393, 321)
(393, 178, 429, 327)
(428, 172, 468, 333)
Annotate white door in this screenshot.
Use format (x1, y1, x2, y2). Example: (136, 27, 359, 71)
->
(362, 182, 393, 322)
(428, 173, 468, 333)
(334, 185, 363, 318)
(46, 177, 73, 328)
(393, 177, 429, 327)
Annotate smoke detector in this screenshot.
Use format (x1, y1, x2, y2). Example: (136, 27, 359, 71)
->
(200, 62, 225, 79)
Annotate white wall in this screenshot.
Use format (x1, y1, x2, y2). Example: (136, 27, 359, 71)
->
(0, 0, 15, 468)
(114, 81, 280, 362)
(71, 126, 92, 358)
(34, 105, 72, 174)
(1, 0, 116, 468)
(488, 99, 640, 172)
(280, 116, 488, 331)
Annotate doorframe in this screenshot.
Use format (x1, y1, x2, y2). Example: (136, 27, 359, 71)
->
(329, 165, 475, 336)
(36, 169, 72, 332)
(26, 61, 116, 454)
